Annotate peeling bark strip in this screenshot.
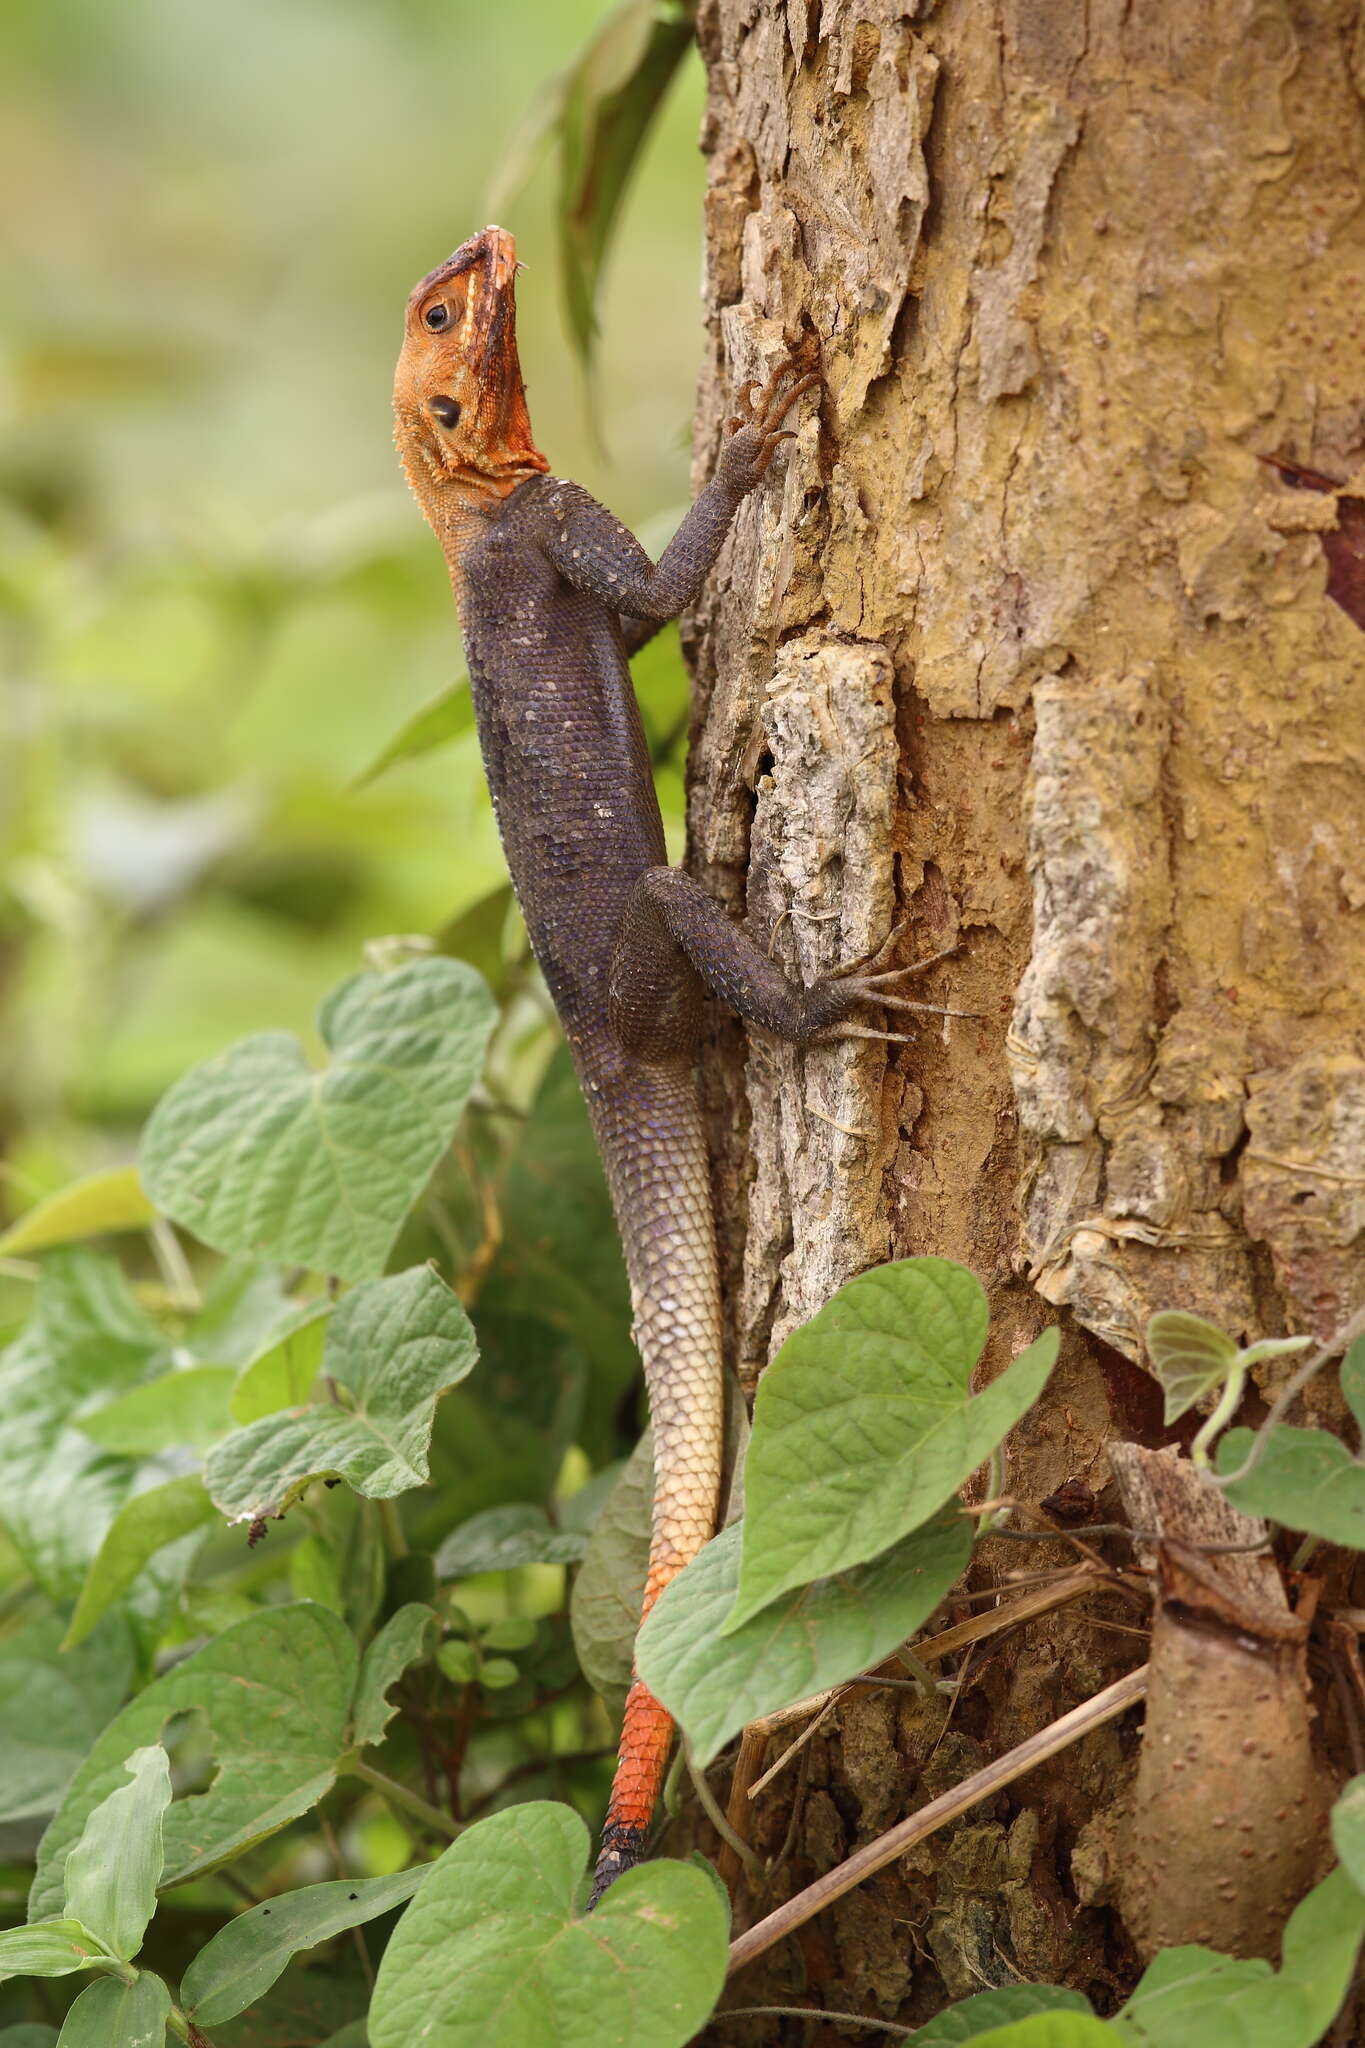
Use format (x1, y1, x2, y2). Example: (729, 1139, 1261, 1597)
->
(1109, 1445, 1323, 1960)
(737, 634, 899, 1382)
(1009, 668, 1261, 1354)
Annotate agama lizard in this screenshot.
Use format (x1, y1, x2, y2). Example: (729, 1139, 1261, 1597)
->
(394, 224, 945, 1901)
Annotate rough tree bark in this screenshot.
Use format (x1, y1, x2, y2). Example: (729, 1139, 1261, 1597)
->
(679, 0, 1365, 2035)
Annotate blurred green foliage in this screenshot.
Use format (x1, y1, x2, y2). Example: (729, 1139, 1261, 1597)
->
(0, 0, 702, 1206)
(0, 2, 703, 2030)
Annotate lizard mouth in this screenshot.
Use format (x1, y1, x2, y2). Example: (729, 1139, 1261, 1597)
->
(411, 224, 518, 312)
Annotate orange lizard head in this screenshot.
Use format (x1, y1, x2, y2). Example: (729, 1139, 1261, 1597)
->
(393, 225, 548, 555)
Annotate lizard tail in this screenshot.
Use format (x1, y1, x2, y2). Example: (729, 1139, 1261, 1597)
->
(586, 1061, 724, 1908)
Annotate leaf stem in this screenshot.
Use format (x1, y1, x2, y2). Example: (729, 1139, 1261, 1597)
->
(168, 2005, 217, 2047)
(685, 1748, 764, 1883)
(1214, 1302, 1365, 1490)
(348, 1756, 460, 1839)
(1190, 1361, 1247, 1467)
(378, 1497, 409, 1560)
(723, 2009, 913, 2038)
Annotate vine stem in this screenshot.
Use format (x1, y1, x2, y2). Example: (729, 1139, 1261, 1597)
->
(378, 1497, 409, 1559)
(726, 1665, 1148, 1977)
(1213, 1301, 1365, 1490)
(167, 2005, 216, 2046)
(349, 1756, 460, 1839)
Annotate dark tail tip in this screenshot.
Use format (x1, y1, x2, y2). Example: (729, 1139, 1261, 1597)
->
(587, 1820, 649, 1910)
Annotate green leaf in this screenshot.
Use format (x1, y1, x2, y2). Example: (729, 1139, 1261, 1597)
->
(351, 1604, 440, 1748)
(204, 1266, 478, 1524)
(0, 1252, 172, 1599)
(55, 1971, 170, 2047)
(570, 1429, 652, 1704)
(76, 1367, 235, 1455)
(1113, 1866, 1365, 2046)
(962, 2020, 1117, 2047)
(906, 1987, 1096, 2045)
(434, 1504, 588, 1578)
(1145, 1310, 1239, 1425)
(437, 1640, 478, 1685)
(315, 2030, 368, 2048)
(1215, 1425, 1365, 1547)
(31, 1606, 356, 1918)
(64, 1477, 218, 1651)
(481, 1617, 538, 1652)
(230, 1306, 330, 1424)
(140, 957, 496, 1283)
(0, 1921, 109, 1981)
(0, 1168, 156, 1256)
(477, 1656, 519, 1690)
(62, 1745, 171, 1960)
(1340, 1335, 1365, 1435)
(350, 678, 473, 789)
(1332, 1773, 1365, 1890)
(368, 1802, 727, 2048)
(181, 1867, 430, 2025)
(554, 1, 696, 367)
(0, 1615, 134, 1822)
(638, 1509, 971, 1768)
(729, 1260, 1057, 1632)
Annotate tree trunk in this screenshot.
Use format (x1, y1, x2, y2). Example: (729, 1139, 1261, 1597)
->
(684, 0, 1365, 2032)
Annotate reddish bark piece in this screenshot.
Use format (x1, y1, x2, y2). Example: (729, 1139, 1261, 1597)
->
(1261, 453, 1365, 632)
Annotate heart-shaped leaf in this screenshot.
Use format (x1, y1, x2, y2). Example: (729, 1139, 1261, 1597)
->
(54, 1971, 170, 2047)
(728, 1260, 1057, 1632)
(140, 958, 496, 1282)
(368, 1803, 727, 2048)
(907, 1987, 1097, 2045)
(1145, 1310, 1239, 1425)
(203, 1266, 477, 1524)
(965, 2019, 1118, 2046)
(62, 1746, 171, 1961)
(434, 1504, 588, 1579)
(181, 1867, 431, 2025)
(637, 1509, 972, 1767)
(1112, 1866, 1365, 2047)
(1215, 1425, 1365, 1548)
(31, 1606, 355, 1918)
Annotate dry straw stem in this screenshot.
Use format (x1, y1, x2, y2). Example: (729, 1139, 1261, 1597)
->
(727, 1664, 1149, 1977)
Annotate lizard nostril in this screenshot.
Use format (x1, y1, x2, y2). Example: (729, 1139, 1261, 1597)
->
(429, 395, 461, 429)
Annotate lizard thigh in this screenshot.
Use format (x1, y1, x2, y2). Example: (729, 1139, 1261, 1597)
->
(608, 866, 847, 1049)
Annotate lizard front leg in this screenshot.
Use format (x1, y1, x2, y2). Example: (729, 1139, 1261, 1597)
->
(535, 359, 820, 627)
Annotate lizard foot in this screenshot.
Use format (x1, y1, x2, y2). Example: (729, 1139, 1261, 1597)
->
(722, 357, 821, 485)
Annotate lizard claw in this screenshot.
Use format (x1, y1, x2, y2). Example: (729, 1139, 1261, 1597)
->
(719, 357, 821, 489)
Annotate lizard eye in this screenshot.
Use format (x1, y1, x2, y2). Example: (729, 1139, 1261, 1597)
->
(424, 303, 450, 332)
(429, 395, 461, 429)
